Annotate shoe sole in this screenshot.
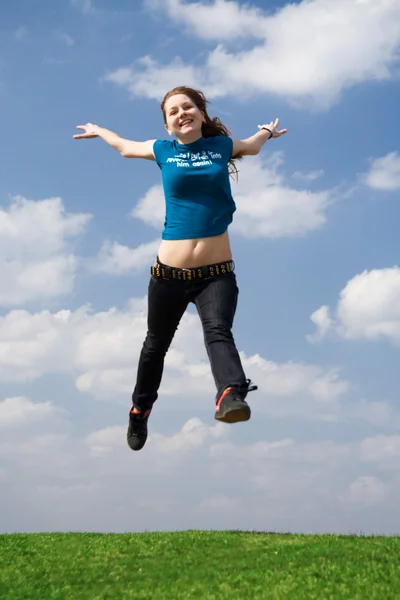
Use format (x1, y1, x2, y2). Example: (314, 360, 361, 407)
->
(215, 405, 251, 423)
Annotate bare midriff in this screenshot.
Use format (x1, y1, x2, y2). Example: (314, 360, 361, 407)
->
(157, 230, 232, 268)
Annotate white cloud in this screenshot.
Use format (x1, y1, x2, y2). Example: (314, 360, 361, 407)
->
(91, 239, 160, 275)
(0, 299, 148, 384)
(306, 305, 334, 343)
(108, 0, 400, 110)
(0, 397, 58, 428)
(244, 353, 348, 404)
(0, 196, 91, 307)
(364, 152, 400, 190)
(145, 0, 267, 41)
(130, 185, 165, 229)
(0, 297, 391, 428)
(343, 399, 395, 428)
(14, 27, 28, 41)
(0, 298, 328, 402)
(2, 407, 400, 534)
(85, 425, 127, 457)
(104, 57, 199, 102)
(231, 154, 332, 238)
(56, 32, 75, 46)
(359, 435, 400, 466)
(131, 154, 333, 239)
(344, 476, 388, 506)
(148, 417, 230, 456)
(241, 353, 355, 423)
(70, 0, 92, 14)
(308, 267, 400, 344)
(292, 169, 324, 182)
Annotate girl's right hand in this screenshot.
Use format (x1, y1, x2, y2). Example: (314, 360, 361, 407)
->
(73, 123, 101, 139)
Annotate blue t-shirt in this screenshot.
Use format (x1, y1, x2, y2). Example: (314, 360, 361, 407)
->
(153, 136, 236, 240)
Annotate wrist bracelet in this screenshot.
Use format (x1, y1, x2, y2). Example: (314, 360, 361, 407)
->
(261, 127, 273, 139)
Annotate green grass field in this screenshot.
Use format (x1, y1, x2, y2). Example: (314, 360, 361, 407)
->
(1, 530, 399, 599)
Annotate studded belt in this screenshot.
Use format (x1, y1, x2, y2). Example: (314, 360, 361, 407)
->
(151, 259, 235, 281)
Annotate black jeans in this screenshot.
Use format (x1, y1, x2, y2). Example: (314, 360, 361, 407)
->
(132, 269, 247, 411)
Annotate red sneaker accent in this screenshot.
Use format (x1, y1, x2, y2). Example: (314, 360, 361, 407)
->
(130, 408, 151, 417)
(215, 387, 233, 412)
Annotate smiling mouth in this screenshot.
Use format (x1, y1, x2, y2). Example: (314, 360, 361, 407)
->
(180, 120, 193, 127)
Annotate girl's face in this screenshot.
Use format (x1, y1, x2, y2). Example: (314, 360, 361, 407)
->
(164, 94, 205, 140)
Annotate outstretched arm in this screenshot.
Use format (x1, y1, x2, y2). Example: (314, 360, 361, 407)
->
(73, 123, 156, 160)
(232, 118, 287, 157)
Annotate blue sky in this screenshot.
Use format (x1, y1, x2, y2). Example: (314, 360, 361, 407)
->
(1, 0, 400, 534)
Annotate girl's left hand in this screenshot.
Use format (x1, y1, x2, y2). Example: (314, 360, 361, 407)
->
(258, 118, 287, 138)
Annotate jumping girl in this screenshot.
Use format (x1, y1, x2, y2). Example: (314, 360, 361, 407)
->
(74, 86, 287, 451)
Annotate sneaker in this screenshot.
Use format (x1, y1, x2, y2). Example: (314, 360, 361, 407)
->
(127, 408, 151, 451)
(215, 380, 257, 424)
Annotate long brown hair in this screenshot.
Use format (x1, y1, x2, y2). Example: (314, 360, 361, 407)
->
(160, 86, 240, 179)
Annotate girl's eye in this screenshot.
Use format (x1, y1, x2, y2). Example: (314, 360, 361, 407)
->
(169, 104, 193, 115)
